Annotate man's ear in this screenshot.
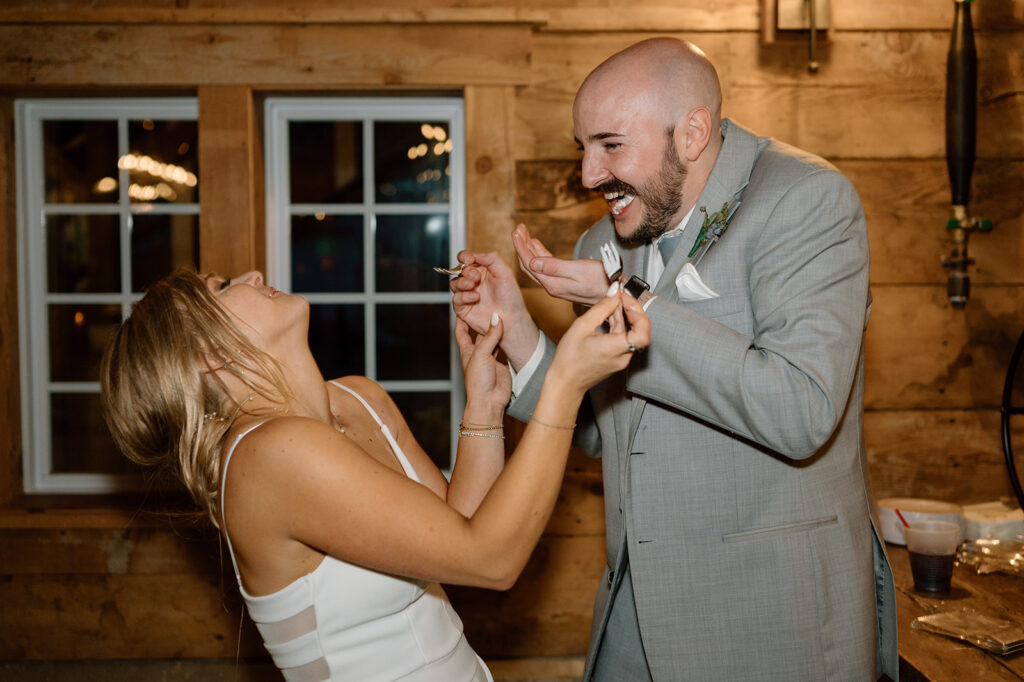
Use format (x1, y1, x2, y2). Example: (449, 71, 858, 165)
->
(675, 106, 712, 162)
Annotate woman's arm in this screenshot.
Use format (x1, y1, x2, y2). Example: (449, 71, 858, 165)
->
(445, 314, 511, 517)
(240, 295, 648, 590)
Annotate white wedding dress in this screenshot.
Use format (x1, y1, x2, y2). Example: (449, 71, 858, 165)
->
(220, 382, 493, 682)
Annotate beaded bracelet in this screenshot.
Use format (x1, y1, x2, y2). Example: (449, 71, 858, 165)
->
(458, 426, 505, 440)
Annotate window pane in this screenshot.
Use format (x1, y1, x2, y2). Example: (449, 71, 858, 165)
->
(127, 119, 199, 203)
(291, 214, 363, 293)
(289, 121, 363, 204)
(49, 304, 122, 382)
(376, 214, 449, 293)
(46, 214, 120, 293)
(376, 304, 448, 380)
(375, 121, 450, 204)
(43, 120, 118, 204)
(308, 304, 365, 380)
(131, 213, 199, 292)
(390, 392, 451, 470)
(51, 393, 139, 474)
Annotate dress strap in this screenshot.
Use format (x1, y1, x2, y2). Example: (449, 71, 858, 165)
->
(328, 380, 421, 482)
(219, 420, 272, 583)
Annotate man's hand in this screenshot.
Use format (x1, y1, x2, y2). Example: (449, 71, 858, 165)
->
(512, 224, 609, 306)
(449, 250, 539, 371)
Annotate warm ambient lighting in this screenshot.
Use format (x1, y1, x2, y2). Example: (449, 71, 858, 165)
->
(128, 182, 177, 201)
(408, 124, 452, 160)
(118, 153, 198, 188)
(93, 177, 118, 193)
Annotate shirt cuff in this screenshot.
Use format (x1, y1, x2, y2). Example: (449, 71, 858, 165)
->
(510, 333, 546, 399)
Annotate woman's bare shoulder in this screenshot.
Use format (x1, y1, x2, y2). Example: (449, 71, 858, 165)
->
(225, 415, 351, 475)
(326, 376, 396, 417)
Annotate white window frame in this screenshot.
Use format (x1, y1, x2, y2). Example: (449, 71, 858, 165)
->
(264, 97, 466, 472)
(16, 98, 199, 493)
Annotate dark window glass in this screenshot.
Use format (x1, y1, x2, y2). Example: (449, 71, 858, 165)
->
(375, 121, 450, 204)
(308, 304, 365, 380)
(289, 121, 363, 204)
(51, 393, 140, 474)
(127, 119, 199, 203)
(376, 214, 449, 293)
(376, 304, 448, 381)
(291, 214, 363, 293)
(391, 392, 451, 469)
(43, 120, 118, 204)
(131, 213, 199, 292)
(48, 304, 122, 383)
(46, 214, 120, 293)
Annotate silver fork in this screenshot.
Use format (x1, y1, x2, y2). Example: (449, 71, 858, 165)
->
(433, 263, 467, 277)
(600, 241, 622, 282)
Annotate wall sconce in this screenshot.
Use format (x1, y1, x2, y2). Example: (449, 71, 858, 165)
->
(761, 0, 832, 73)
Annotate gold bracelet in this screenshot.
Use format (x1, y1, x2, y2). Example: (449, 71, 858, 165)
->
(459, 421, 503, 431)
(458, 427, 505, 440)
(529, 417, 576, 430)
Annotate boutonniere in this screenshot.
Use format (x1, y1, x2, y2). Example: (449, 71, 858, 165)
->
(687, 202, 732, 265)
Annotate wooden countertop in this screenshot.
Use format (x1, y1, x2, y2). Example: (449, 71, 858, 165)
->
(889, 544, 1024, 680)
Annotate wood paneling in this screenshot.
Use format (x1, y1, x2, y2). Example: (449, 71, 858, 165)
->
(465, 85, 518, 268)
(198, 86, 259, 276)
(866, 409, 1021, 504)
(865, 285, 1024, 410)
(0, 98, 20, 509)
(0, 24, 533, 88)
(518, 31, 1024, 160)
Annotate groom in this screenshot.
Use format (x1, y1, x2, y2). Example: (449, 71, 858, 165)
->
(451, 38, 898, 681)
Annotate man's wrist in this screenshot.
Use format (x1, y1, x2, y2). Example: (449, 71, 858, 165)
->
(501, 315, 541, 371)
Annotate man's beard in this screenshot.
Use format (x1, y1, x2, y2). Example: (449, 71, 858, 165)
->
(601, 141, 688, 247)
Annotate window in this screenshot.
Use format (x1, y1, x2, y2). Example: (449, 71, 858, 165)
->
(16, 98, 200, 493)
(264, 97, 465, 471)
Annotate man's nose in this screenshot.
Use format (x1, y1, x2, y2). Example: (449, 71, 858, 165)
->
(580, 151, 610, 189)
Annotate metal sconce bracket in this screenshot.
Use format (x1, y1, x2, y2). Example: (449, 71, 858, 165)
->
(760, 0, 832, 73)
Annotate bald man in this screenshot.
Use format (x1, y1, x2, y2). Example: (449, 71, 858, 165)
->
(451, 38, 898, 681)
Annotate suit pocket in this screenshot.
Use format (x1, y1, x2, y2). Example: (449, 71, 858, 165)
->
(721, 515, 839, 543)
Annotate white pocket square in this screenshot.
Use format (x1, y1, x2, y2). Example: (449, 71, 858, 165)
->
(675, 263, 719, 301)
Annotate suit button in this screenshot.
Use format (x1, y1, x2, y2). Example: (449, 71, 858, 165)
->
(607, 570, 615, 586)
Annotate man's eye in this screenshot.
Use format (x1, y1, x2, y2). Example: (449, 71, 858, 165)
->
(604, 143, 621, 150)
(218, 279, 231, 291)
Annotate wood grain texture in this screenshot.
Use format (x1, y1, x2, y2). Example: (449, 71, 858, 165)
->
(0, 98, 20, 509)
(518, 30, 1024, 160)
(0, 24, 533, 88)
(866, 409, 1021, 504)
(199, 86, 258, 276)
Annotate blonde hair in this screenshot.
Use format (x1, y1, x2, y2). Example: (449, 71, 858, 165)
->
(100, 268, 289, 526)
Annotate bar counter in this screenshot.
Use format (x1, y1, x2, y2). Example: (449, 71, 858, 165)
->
(888, 544, 1024, 680)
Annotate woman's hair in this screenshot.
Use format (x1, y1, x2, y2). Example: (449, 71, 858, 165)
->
(100, 268, 288, 526)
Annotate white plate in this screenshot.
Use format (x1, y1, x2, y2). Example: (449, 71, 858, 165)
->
(877, 497, 963, 546)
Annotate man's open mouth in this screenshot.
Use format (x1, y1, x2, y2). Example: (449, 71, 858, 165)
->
(604, 191, 636, 216)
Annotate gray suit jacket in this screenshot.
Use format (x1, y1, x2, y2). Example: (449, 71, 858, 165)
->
(509, 120, 898, 680)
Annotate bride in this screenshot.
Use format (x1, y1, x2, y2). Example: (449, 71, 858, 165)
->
(100, 268, 648, 681)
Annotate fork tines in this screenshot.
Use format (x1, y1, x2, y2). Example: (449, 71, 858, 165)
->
(600, 241, 623, 282)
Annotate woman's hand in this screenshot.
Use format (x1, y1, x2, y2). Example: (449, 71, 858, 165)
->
(455, 314, 512, 418)
(549, 288, 651, 395)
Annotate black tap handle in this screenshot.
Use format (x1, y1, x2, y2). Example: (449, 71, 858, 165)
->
(946, 0, 977, 207)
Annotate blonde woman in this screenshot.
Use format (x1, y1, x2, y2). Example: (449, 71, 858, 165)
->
(101, 268, 648, 682)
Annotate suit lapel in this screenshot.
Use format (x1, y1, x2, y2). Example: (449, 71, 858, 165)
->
(620, 121, 761, 464)
(654, 119, 760, 302)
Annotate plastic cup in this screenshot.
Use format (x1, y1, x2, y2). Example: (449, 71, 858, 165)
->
(905, 520, 960, 593)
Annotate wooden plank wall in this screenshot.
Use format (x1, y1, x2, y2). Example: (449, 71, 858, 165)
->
(1, 0, 1023, 671)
